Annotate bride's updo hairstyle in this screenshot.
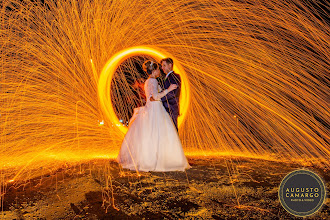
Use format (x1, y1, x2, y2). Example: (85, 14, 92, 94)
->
(142, 60, 158, 75)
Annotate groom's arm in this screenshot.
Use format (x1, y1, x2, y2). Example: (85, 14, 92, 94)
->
(161, 75, 181, 102)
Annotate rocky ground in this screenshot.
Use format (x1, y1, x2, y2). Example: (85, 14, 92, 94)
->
(1, 156, 329, 219)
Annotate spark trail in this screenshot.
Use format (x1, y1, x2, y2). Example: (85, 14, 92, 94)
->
(0, 0, 329, 183)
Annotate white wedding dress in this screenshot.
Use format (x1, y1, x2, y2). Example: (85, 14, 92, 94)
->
(116, 78, 191, 172)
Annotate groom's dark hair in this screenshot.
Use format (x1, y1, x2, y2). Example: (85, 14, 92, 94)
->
(160, 58, 173, 65)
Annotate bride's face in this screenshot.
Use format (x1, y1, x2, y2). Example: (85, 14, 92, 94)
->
(153, 67, 160, 77)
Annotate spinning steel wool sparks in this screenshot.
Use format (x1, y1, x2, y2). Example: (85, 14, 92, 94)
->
(1, 0, 329, 185)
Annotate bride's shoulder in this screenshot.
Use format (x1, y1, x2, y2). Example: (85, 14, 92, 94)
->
(146, 78, 157, 84)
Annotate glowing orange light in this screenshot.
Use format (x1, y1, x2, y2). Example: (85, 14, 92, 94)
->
(98, 46, 190, 134)
(1, 0, 329, 184)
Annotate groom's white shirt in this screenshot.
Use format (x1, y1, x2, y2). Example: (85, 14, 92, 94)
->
(165, 70, 173, 80)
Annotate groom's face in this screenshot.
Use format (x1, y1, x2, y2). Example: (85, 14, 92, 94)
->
(161, 61, 172, 74)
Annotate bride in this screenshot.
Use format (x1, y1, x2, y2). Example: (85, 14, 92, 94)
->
(116, 60, 191, 172)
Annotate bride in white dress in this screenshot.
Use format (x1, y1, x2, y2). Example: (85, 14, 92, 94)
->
(116, 60, 191, 172)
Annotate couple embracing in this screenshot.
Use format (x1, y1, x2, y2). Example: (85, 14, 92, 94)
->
(116, 58, 191, 172)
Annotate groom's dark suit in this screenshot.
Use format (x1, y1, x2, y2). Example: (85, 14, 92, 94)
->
(161, 71, 181, 131)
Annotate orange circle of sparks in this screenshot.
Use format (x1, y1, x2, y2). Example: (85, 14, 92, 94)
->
(98, 46, 190, 134)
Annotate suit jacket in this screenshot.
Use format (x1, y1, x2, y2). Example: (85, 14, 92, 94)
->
(160, 71, 181, 116)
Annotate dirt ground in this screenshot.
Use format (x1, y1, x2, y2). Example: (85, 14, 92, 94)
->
(1, 156, 329, 219)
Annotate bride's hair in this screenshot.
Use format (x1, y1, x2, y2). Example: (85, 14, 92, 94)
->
(143, 60, 158, 75)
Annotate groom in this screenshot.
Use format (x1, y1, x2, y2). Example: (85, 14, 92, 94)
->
(159, 58, 181, 131)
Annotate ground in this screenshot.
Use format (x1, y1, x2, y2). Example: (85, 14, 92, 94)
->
(1, 156, 329, 219)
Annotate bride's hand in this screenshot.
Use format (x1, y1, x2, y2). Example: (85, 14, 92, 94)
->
(168, 84, 178, 92)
